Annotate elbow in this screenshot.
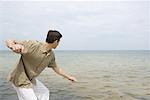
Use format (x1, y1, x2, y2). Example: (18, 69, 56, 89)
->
(5, 39, 15, 49)
(5, 40, 9, 44)
(5, 40, 10, 47)
(5, 39, 12, 44)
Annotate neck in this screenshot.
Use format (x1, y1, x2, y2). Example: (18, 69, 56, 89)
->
(45, 43, 53, 51)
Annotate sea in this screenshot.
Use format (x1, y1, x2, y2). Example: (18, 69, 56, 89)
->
(0, 50, 150, 100)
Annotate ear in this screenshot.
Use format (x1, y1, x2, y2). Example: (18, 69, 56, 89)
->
(54, 40, 58, 44)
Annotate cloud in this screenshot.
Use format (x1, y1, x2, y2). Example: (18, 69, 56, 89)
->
(0, 1, 149, 50)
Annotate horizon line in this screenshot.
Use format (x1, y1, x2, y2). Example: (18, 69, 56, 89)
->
(0, 49, 150, 51)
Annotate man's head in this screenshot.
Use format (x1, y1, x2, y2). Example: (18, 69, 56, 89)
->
(46, 30, 62, 49)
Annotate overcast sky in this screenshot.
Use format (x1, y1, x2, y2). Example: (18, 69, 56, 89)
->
(0, 0, 149, 50)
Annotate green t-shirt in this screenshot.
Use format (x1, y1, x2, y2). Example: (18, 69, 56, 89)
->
(7, 40, 56, 88)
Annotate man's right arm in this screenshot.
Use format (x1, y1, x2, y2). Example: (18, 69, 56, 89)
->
(5, 39, 25, 54)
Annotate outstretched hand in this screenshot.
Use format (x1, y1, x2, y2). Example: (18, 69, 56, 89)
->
(67, 76, 78, 82)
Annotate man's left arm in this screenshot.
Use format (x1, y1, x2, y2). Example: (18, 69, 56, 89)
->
(52, 65, 77, 82)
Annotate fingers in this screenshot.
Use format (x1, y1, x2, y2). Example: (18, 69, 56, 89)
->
(73, 78, 78, 82)
(12, 44, 24, 53)
(20, 45, 24, 53)
(68, 77, 78, 82)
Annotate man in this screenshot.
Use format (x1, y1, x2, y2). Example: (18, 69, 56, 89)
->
(5, 30, 77, 100)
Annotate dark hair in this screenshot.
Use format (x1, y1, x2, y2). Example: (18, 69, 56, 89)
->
(46, 30, 62, 43)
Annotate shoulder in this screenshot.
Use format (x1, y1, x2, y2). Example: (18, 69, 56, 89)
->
(20, 40, 41, 47)
(19, 40, 42, 52)
(52, 50, 55, 54)
(21, 40, 43, 55)
(23, 40, 40, 44)
(50, 50, 55, 58)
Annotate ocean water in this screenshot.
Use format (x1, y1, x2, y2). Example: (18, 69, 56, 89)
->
(0, 50, 150, 100)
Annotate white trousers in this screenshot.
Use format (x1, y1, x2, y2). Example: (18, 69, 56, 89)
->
(12, 79, 49, 100)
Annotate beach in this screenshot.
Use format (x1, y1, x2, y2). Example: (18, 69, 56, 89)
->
(0, 50, 150, 100)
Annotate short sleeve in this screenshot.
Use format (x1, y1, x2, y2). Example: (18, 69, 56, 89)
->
(48, 52, 57, 68)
